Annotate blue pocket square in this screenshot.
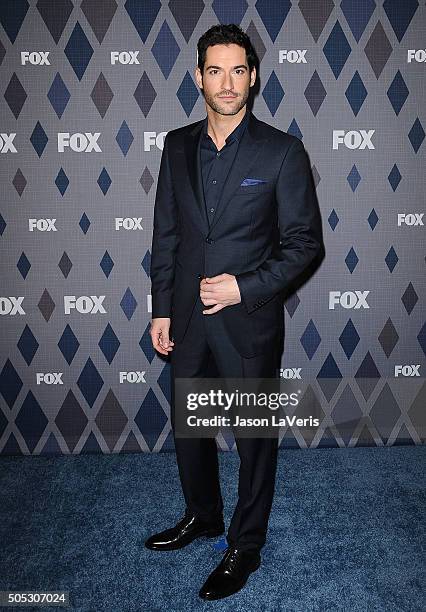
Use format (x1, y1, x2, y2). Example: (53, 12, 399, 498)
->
(240, 178, 267, 186)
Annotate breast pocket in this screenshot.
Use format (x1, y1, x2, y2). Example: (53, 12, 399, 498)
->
(233, 182, 274, 196)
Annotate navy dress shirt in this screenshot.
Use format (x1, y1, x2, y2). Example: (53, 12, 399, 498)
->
(200, 109, 250, 226)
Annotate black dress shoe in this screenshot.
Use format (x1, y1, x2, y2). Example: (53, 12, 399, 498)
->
(144, 512, 224, 551)
(198, 546, 261, 600)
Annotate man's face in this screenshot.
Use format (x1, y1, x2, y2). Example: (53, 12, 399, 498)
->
(195, 43, 256, 116)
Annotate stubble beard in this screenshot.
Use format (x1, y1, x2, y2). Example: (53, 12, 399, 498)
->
(203, 86, 250, 116)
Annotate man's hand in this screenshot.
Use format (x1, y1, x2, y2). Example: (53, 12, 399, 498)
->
(199, 273, 241, 314)
(150, 318, 175, 355)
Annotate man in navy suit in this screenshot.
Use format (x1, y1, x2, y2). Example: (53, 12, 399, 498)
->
(146, 24, 324, 600)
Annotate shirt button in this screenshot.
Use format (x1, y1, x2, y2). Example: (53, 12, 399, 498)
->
(212, 179, 217, 184)
(216, 152, 221, 157)
(209, 208, 215, 213)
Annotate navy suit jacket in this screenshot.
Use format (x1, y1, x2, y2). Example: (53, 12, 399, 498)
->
(150, 111, 324, 357)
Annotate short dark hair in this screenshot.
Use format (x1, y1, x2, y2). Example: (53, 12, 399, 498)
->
(197, 24, 258, 74)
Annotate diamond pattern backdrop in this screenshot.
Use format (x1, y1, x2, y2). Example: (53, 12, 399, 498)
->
(0, 0, 424, 455)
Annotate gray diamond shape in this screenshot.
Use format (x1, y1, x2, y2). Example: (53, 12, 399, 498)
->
(81, 0, 117, 44)
(95, 389, 128, 451)
(378, 318, 399, 357)
(91, 72, 114, 118)
(140, 167, 154, 194)
(134, 72, 157, 117)
(38, 289, 55, 322)
(13, 169, 27, 196)
(55, 390, 89, 452)
(365, 21, 392, 79)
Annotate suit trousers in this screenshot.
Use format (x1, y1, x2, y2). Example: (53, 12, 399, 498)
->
(170, 294, 280, 552)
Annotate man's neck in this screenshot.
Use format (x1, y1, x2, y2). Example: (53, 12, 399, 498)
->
(206, 105, 247, 149)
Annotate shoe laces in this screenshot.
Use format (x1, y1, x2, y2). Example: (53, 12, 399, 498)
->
(223, 546, 240, 571)
(176, 513, 192, 529)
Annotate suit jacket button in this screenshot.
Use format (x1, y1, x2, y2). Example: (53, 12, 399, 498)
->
(197, 274, 203, 279)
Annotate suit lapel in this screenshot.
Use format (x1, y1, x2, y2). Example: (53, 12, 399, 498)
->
(184, 121, 209, 233)
(184, 112, 268, 236)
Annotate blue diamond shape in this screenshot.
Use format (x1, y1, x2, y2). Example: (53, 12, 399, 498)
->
(98, 168, 111, 195)
(345, 247, 359, 273)
(317, 354, 343, 401)
(383, 0, 419, 43)
(0, 0, 29, 44)
(64, 22, 94, 81)
(30, 121, 48, 157)
(151, 21, 180, 79)
(58, 324, 80, 365)
(141, 250, 151, 277)
(347, 164, 361, 191)
(339, 318, 360, 359)
(262, 71, 284, 116)
(140, 324, 156, 364)
(388, 164, 401, 191)
(288, 119, 302, 140)
(323, 21, 352, 79)
(318, 353, 342, 378)
(341, 0, 376, 43)
(300, 319, 321, 360)
(48, 73, 70, 118)
(17, 252, 31, 278)
(212, 0, 248, 24)
(100, 251, 114, 278)
(385, 246, 398, 272)
(0, 214, 7, 236)
(79, 213, 91, 234)
(255, 0, 291, 42)
(345, 71, 367, 116)
(0, 359, 23, 408)
(387, 70, 409, 115)
(328, 209, 339, 231)
(116, 120, 134, 156)
(368, 208, 379, 230)
(125, 0, 161, 43)
(120, 287, 137, 320)
(157, 362, 172, 405)
(55, 168, 69, 195)
(177, 71, 199, 117)
(17, 325, 39, 366)
(99, 323, 120, 364)
(408, 118, 425, 153)
(134, 388, 168, 451)
(77, 357, 104, 408)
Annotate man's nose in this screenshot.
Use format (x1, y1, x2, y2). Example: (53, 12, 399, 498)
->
(221, 73, 233, 90)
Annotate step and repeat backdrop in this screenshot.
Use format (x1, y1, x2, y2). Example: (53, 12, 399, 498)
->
(0, 1, 424, 455)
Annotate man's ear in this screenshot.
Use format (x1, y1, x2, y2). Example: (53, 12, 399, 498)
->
(250, 67, 256, 87)
(195, 66, 203, 89)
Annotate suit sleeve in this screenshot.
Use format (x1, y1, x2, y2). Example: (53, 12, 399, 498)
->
(150, 133, 180, 318)
(235, 139, 324, 315)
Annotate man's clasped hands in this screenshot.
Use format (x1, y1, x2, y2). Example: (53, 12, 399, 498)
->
(151, 273, 241, 355)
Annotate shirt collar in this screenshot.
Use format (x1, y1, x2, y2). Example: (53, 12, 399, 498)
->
(202, 108, 250, 145)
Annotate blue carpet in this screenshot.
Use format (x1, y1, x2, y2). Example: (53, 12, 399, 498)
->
(0, 446, 424, 611)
